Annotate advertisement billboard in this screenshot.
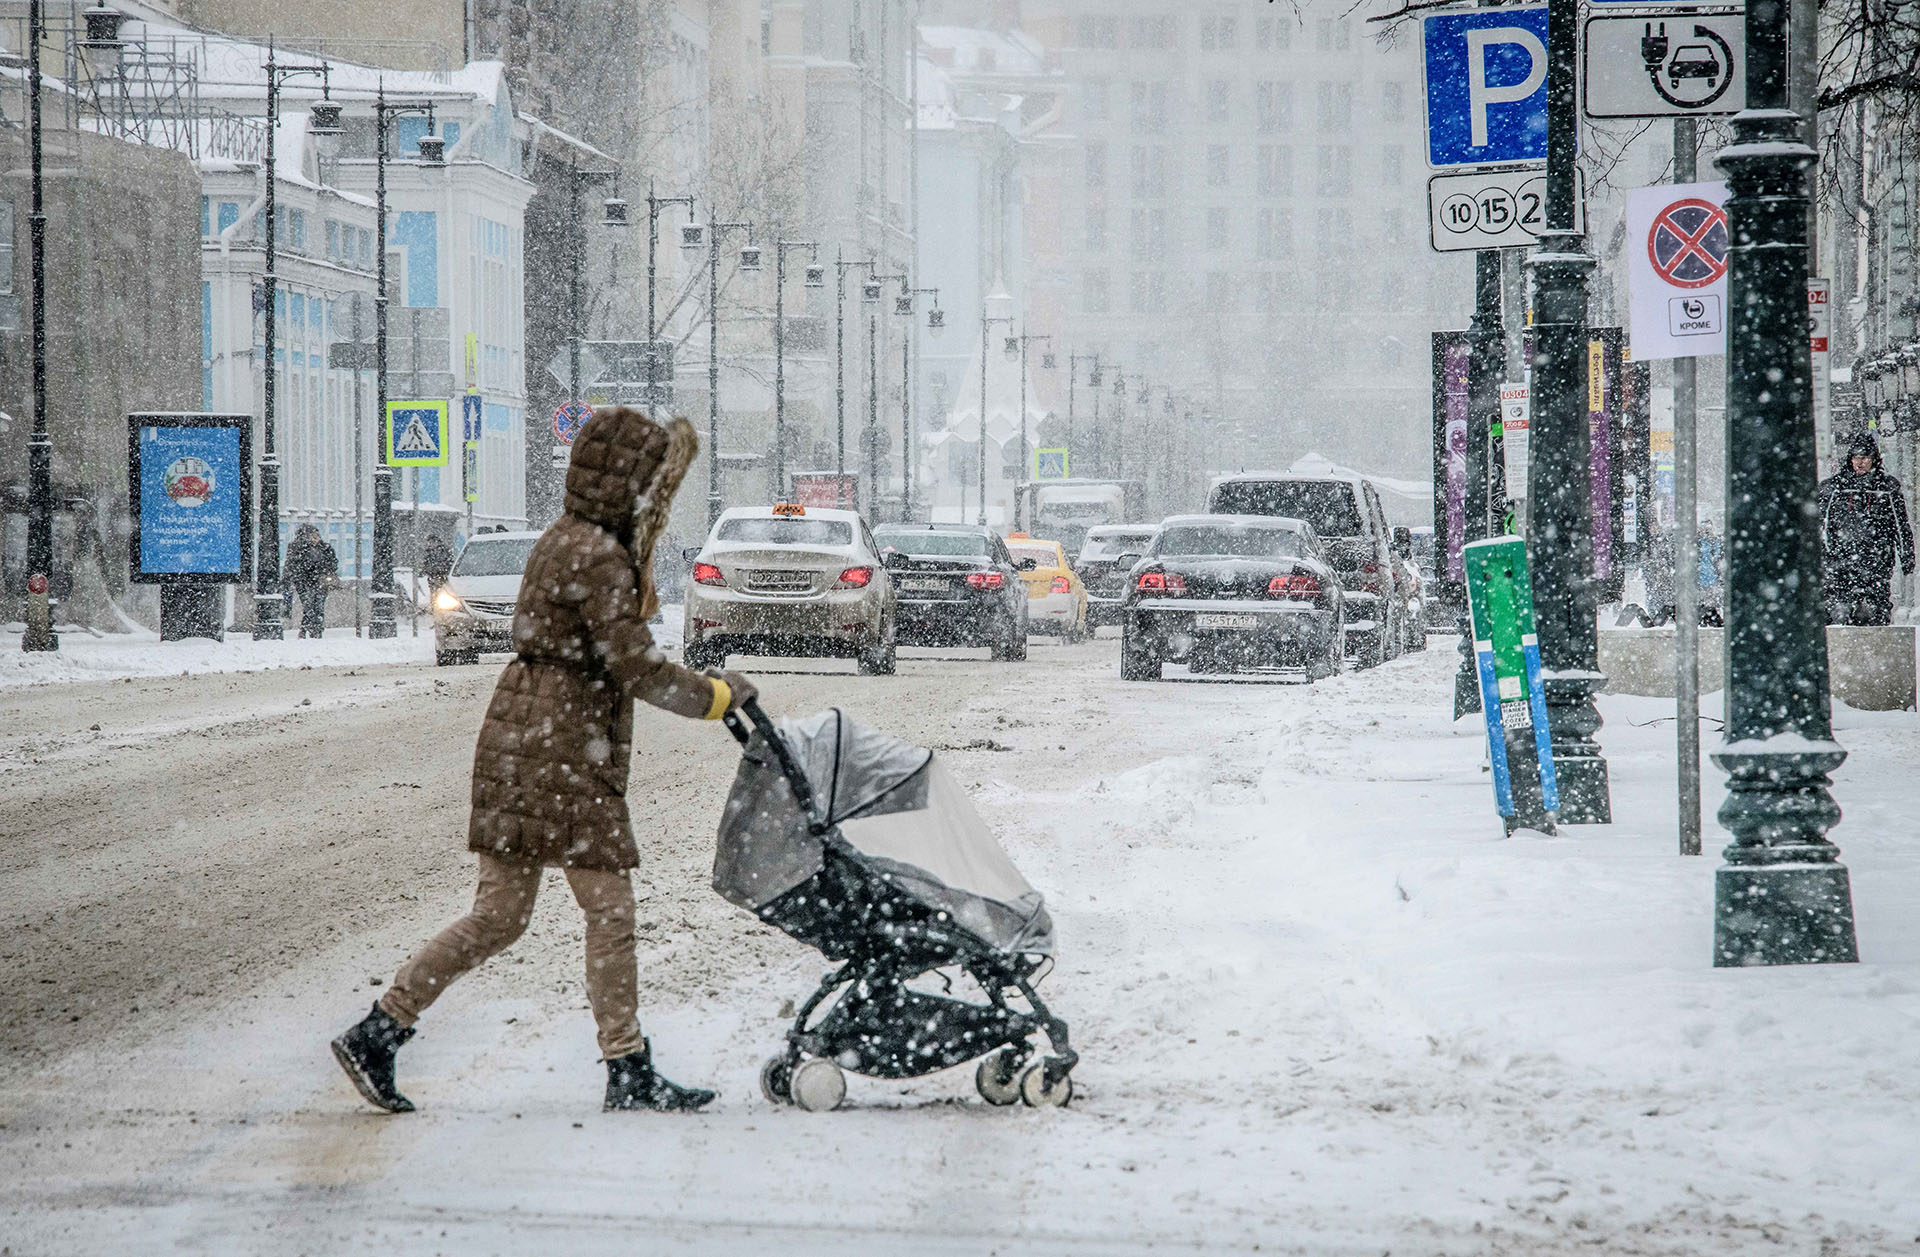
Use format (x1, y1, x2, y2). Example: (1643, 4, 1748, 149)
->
(127, 413, 253, 584)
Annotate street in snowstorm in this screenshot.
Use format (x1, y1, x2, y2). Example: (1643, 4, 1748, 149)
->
(5, 636, 1920, 1253)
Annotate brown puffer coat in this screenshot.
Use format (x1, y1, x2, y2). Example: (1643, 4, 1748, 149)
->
(467, 406, 720, 871)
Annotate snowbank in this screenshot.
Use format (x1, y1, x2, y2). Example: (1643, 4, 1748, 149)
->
(0, 624, 434, 689)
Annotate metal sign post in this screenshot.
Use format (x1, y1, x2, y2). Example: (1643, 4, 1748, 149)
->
(1465, 536, 1559, 834)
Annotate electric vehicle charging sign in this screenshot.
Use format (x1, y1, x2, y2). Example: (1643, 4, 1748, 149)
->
(1583, 13, 1745, 118)
(1423, 5, 1551, 169)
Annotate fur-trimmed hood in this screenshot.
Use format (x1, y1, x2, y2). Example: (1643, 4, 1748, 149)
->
(561, 406, 697, 615)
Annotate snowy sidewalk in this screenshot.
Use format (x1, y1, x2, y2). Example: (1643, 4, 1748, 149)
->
(0, 622, 435, 689)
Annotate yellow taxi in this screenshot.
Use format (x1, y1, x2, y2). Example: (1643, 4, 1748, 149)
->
(1005, 534, 1089, 642)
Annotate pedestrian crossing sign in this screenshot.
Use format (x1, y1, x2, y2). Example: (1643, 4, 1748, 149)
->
(386, 399, 450, 467)
(1035, 448, 1069, 480)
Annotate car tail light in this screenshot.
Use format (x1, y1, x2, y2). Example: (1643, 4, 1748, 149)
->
(692, 562, 726, 587)
(1359, 560, 1383, 593)
(833, 566, 874, 589)
(1049, 575, 1072, 594)
(1135, 569, 1186, 594)
(966, 571, 1006, 590)
(1268, 573, 1322, 597)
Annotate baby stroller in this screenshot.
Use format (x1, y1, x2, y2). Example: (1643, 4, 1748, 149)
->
(716, 701, 1078, 1112)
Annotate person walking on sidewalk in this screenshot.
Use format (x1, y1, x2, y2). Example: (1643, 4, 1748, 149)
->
(420, 534, 454, 594)
(331, 407, 756, 1115)
(1818, 434, 1915, 626)
(284, 524, 338, 639)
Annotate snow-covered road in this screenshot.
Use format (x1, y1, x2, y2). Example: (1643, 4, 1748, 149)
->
(3, 635, 1917, 1255)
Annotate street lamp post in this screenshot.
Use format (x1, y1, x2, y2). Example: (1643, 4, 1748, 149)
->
(252, 44, 340, 641)
(1710, 0, 1858, 966)
(1011, 332, 1051, 485)
(643, 183, 696, 412)
(20, 0, 54, 650)
(772, 242, 822, 500)
(1106, 366, 1126, 482)
(696, 219, 753, 529)
(866, 273, 907, 519)
(367, 82, 443, 640)
(1068, 353, 1100, 477)
(1522, 0, 1612, 821)
(835, 254, 876, 505)
(902, 287, 940, 520)
(979, 312, 1016, 526)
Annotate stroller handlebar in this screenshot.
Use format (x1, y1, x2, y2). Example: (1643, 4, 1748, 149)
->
(722, 697, 829, 834)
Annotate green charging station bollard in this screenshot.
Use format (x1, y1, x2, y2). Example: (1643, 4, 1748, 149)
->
(1465, 537, 1558, 834)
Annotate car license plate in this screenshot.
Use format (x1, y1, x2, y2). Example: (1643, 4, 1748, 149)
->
(899, 579, 947, 593)
(1194, 613, 1258, 629)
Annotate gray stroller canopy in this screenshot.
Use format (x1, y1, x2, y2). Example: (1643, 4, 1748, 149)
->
(714, 709, 1054, 956)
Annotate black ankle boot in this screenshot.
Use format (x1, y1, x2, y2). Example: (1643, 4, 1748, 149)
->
(604, 1039, 715, 1112)
(332, 1002, 417, 1113)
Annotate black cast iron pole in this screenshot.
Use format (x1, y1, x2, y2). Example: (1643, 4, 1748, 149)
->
(1522, 0, 1611, 822)
(21, 0, 54, 651)
(1455, 252, 1503, 715)
(1709, 0, 1857, 966)
(254, 43, 285, 640)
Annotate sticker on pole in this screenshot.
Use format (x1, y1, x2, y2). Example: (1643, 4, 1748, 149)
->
(552, 401, 593, 446)
(386, 400, 451, 467)
(1500, 382, 1531, 501)
(1625, 181, 1729, 360)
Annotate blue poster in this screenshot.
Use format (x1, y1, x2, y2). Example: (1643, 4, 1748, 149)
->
(136, 423, 246, 579)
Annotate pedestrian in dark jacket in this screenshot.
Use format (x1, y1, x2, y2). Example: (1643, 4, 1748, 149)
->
(420, 534, 454, 590)
(1818, 434, 1915, 626)
(283, 524, 338, 639)
(331, 407, 756, 1116)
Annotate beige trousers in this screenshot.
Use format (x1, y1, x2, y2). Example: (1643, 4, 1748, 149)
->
(379, 853, 644, 1060)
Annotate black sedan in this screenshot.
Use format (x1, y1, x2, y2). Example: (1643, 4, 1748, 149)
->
(1118, 515, 1345, 682)
(1076, 524, 1160, 631)
(873, 524, 1031, 661)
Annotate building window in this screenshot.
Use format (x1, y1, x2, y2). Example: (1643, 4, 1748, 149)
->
(1382, 208, 1406, 247)
(325, 219, 340, 259)
(1255, 272, 1278, 314)
(1206, 270, 1233, 310)
(1086, 141, 1107, 190)
(1257, 145, 1292, 197)
(1129, 207, 1168, 259)
(1082, 79, 1110, 123)
(1206, 145, 1229, 188)
(217, 201, 240, 235)
(1315, 82, 1353, 134)
(1207, 207, 1229, 250)
(0, 204, 14, 294)
(1084, 269, 1110, 313)
(1131, 80, 1169, 134)
(1086, 207, 1108, 251)
(1256, 81, 1292, 134)
(1129, 270, 1165, 313)
(1256, 208, 1293, 259)
(1200, 14, 1238, 50)
(1383, 145, 1404, 187)
(1382, 82, 1405, 121)
(1316, 146, 1353, 197)
(1130, 145, 1167, 198)
(1256, 15, 1293, 51)
(1316, 18, 1352, 51)
(1129, 16, 1176, 49)
(1077, 16, 1119, 48)
(1206, 80, 1230, 124)
(200, 195, 210, 237)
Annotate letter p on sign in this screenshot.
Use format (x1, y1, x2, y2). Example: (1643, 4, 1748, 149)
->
(1465, 27, 1547, 148)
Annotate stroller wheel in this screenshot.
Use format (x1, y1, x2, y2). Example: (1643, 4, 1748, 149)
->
(1019, 1059, 1073, 1109)
(760, 1056, 793, 1105)
(789, 1057, 847, 1112)
(975, 1051, 1023, 1106)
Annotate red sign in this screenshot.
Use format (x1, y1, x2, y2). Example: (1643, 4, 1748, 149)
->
(26, 572, 48, 595)
(1647, 198, 1730, 290)
(790, 472, 857, 509)
(552, 401, 593, 445)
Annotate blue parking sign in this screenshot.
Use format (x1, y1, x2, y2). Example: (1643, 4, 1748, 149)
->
(1423, 6, 1551, 168)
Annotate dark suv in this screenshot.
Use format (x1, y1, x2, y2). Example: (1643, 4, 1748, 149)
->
(1205, 474, 1410, 669)
(872, 524, 1030, 661)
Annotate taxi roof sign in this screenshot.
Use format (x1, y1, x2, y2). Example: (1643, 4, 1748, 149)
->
(772, 503, 807, 517)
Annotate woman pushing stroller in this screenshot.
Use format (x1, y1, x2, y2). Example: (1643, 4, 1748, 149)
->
(331, 406, 755, 1114)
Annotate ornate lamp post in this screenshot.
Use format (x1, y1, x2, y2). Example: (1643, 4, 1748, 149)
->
(978, 311, 1016, 526)
(899, 286, 941, 520)
(865, 272, 907, 519)
(833, 254, 876, 503)
(1009, 331, 1052, 485)
(1522, 0, 1611, 820)
(687, 218, 754, 528)
(641, 184, 696, 410)
(1710, 0, 1858, 967)
(1106, 365, 1127, 482)
(770, 243, 822, 499)
(366, 82, 444, 639)
(20, 0, 56, 649)
(1068, 353, 1100, 477)
(248, 45, 343, 641)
